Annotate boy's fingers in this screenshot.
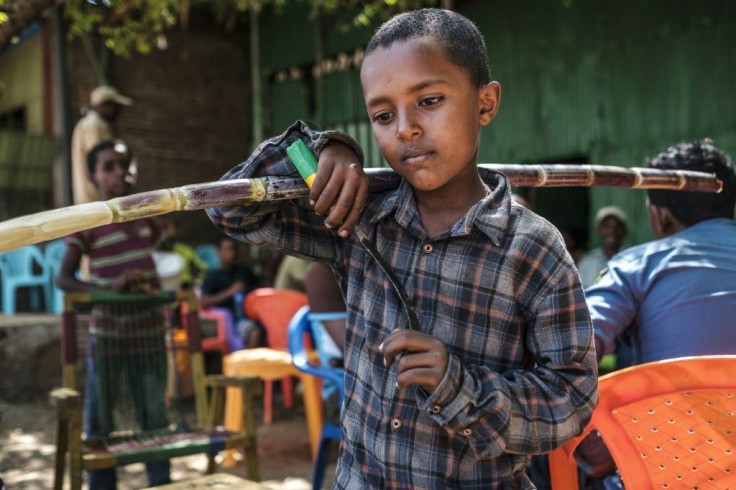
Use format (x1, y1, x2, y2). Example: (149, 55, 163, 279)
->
(326, 167, 365, 231)
(310, 163, 338, 214)
(338, 173, 368, 237)
(396, 367, 442, 390)
(381, 332, 437, 367)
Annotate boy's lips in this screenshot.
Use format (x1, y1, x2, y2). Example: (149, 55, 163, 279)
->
(401, 150, 435, 165)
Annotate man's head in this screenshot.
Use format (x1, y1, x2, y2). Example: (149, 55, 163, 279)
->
(594, 206, 627, 256)
(86, 139, 133, 199)
(217, 236, 238, 268)
(647, 139, 736, 238)
(360, 9, 500, 195)
(90, 86, 133, 122)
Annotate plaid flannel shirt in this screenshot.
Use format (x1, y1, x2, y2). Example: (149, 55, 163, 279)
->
(207, 121, 598, 489)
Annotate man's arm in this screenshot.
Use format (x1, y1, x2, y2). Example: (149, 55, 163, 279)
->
(585, 263, 639, 363)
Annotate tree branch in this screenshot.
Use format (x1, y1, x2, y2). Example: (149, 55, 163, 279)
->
(0, 0, 61, 53)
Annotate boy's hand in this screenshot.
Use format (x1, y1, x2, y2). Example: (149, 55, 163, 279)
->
(310, 141, 367, 238)
(112, 269, 150, 293)
(380, 330, 448, 393)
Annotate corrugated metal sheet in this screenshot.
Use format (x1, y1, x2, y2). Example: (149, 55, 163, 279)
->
(262, 0, 736, 246)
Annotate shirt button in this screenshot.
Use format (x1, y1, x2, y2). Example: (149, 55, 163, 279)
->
(422, 243, 434, 253)
(461, 428, 473, 436)
(391, 418, 402, 431)
(431, 405, 441, 414)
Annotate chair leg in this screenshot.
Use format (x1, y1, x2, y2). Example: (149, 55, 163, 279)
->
(281, 377, 295, 409)
(2, 286, 16, 315)
(52, 414, 68, 490)
(263, 380, 273, 424)
(30, 287, 41, 312)
(312, 436, 332, 490)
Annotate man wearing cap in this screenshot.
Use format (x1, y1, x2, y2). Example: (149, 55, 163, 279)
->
(71, 86, 134, 204)
(576, 206, 628, 288)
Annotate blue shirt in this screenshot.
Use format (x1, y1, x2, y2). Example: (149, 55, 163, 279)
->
(207, 121, 597, 489)
(587, 218, 736, 364)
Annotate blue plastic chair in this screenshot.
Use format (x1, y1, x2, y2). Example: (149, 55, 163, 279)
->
(0, 245, 51, 314)
(195, 244, 220, 271)
(44, 239, 67, 314)
(288, 306, 346, 490)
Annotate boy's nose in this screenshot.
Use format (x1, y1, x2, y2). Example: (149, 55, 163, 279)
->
(396, 110, 421, 141)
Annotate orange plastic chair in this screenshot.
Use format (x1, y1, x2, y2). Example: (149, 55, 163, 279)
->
(548, 355, 736, 490)
(243, 288, 308, 423)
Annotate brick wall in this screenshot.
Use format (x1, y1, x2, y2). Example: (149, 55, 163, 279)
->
(67, 30, 252, 243)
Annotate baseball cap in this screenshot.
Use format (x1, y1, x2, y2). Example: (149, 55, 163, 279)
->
(90, 86, 133, 107)
(595, 206, 627, 227)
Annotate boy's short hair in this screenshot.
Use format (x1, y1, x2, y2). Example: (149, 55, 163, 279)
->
(647, 139, 736, 226)
(86, 139, 132, 176)
(365, 8, 490, 87)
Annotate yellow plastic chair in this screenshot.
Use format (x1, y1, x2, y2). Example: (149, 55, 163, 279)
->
(549, 355, 736, 490)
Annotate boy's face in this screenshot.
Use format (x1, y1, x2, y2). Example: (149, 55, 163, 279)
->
(361, 37, 500, 195)
(92, 147, 132, 198)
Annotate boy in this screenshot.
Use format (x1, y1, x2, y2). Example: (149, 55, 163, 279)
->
(57, 140, 171, 489)
(208, 9, 597, 488)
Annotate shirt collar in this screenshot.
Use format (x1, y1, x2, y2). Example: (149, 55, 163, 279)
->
(369, 167, 511, 246)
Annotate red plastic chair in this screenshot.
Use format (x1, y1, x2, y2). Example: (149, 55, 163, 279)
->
(244, 288, 308, 424)
(549, 355, 736, 490)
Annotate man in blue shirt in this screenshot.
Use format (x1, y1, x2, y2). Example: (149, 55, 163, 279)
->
(565, 139, 736, 487)
(589, 139, 736, 365)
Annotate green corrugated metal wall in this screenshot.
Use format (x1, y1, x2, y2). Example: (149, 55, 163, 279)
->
(260, 0, 736, 247)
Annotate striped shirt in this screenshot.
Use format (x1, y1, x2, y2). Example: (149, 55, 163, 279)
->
(66, 220, 163, 339)
(207, 121, 598, 489)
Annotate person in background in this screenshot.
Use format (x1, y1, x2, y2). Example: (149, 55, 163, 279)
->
(274, 255, 311, 292)
(199, 236, 262, 347)
(57, 140, 170, 489)
(71, 86, 134, 205)
(539, 139, 736, 490)
(577, 206, 627, 288)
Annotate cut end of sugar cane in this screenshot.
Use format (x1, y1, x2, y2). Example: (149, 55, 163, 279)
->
(0, 202, 114, 253)
(287, 139, 319, 188)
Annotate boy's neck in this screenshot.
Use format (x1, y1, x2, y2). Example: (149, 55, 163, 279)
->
(414, 175, 488, 238)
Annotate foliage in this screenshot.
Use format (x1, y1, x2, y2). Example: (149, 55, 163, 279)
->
(64, 0, 179, 57)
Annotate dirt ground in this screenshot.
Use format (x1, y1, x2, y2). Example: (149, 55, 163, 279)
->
(0, 392, 337, 489)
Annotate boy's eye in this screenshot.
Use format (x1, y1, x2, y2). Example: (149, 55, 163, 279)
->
(372, 112, 393, 124)
(420, 96, 444, 107)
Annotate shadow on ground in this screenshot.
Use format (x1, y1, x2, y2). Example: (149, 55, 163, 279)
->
(0, 389, 337, 489)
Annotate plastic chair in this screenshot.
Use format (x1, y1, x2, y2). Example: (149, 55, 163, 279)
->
(0, 244, 50, 314)
(243, 288, 309, 423)
(288, 306, 346, 490)
(548, 355, 736, 490)
(43, 239, 67, 314)
(200, 307, 245, 355)
(195, 244, 221, 271)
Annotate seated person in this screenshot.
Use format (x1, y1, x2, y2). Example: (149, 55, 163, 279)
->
(530, 139, 736, 488)
(57, 139, 170, 489)
(199, 236, 262, 348)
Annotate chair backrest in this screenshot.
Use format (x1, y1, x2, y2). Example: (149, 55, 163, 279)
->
(61, 291, 209, 431)
(44, 240, 67, 272)
(549, 355, 736, 490)
(0, 245, 46, 278)
(288, 306, 345, 404)
(244, 288, 308, 350)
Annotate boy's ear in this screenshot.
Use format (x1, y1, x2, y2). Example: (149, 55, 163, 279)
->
(478, 81, 501, 126)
